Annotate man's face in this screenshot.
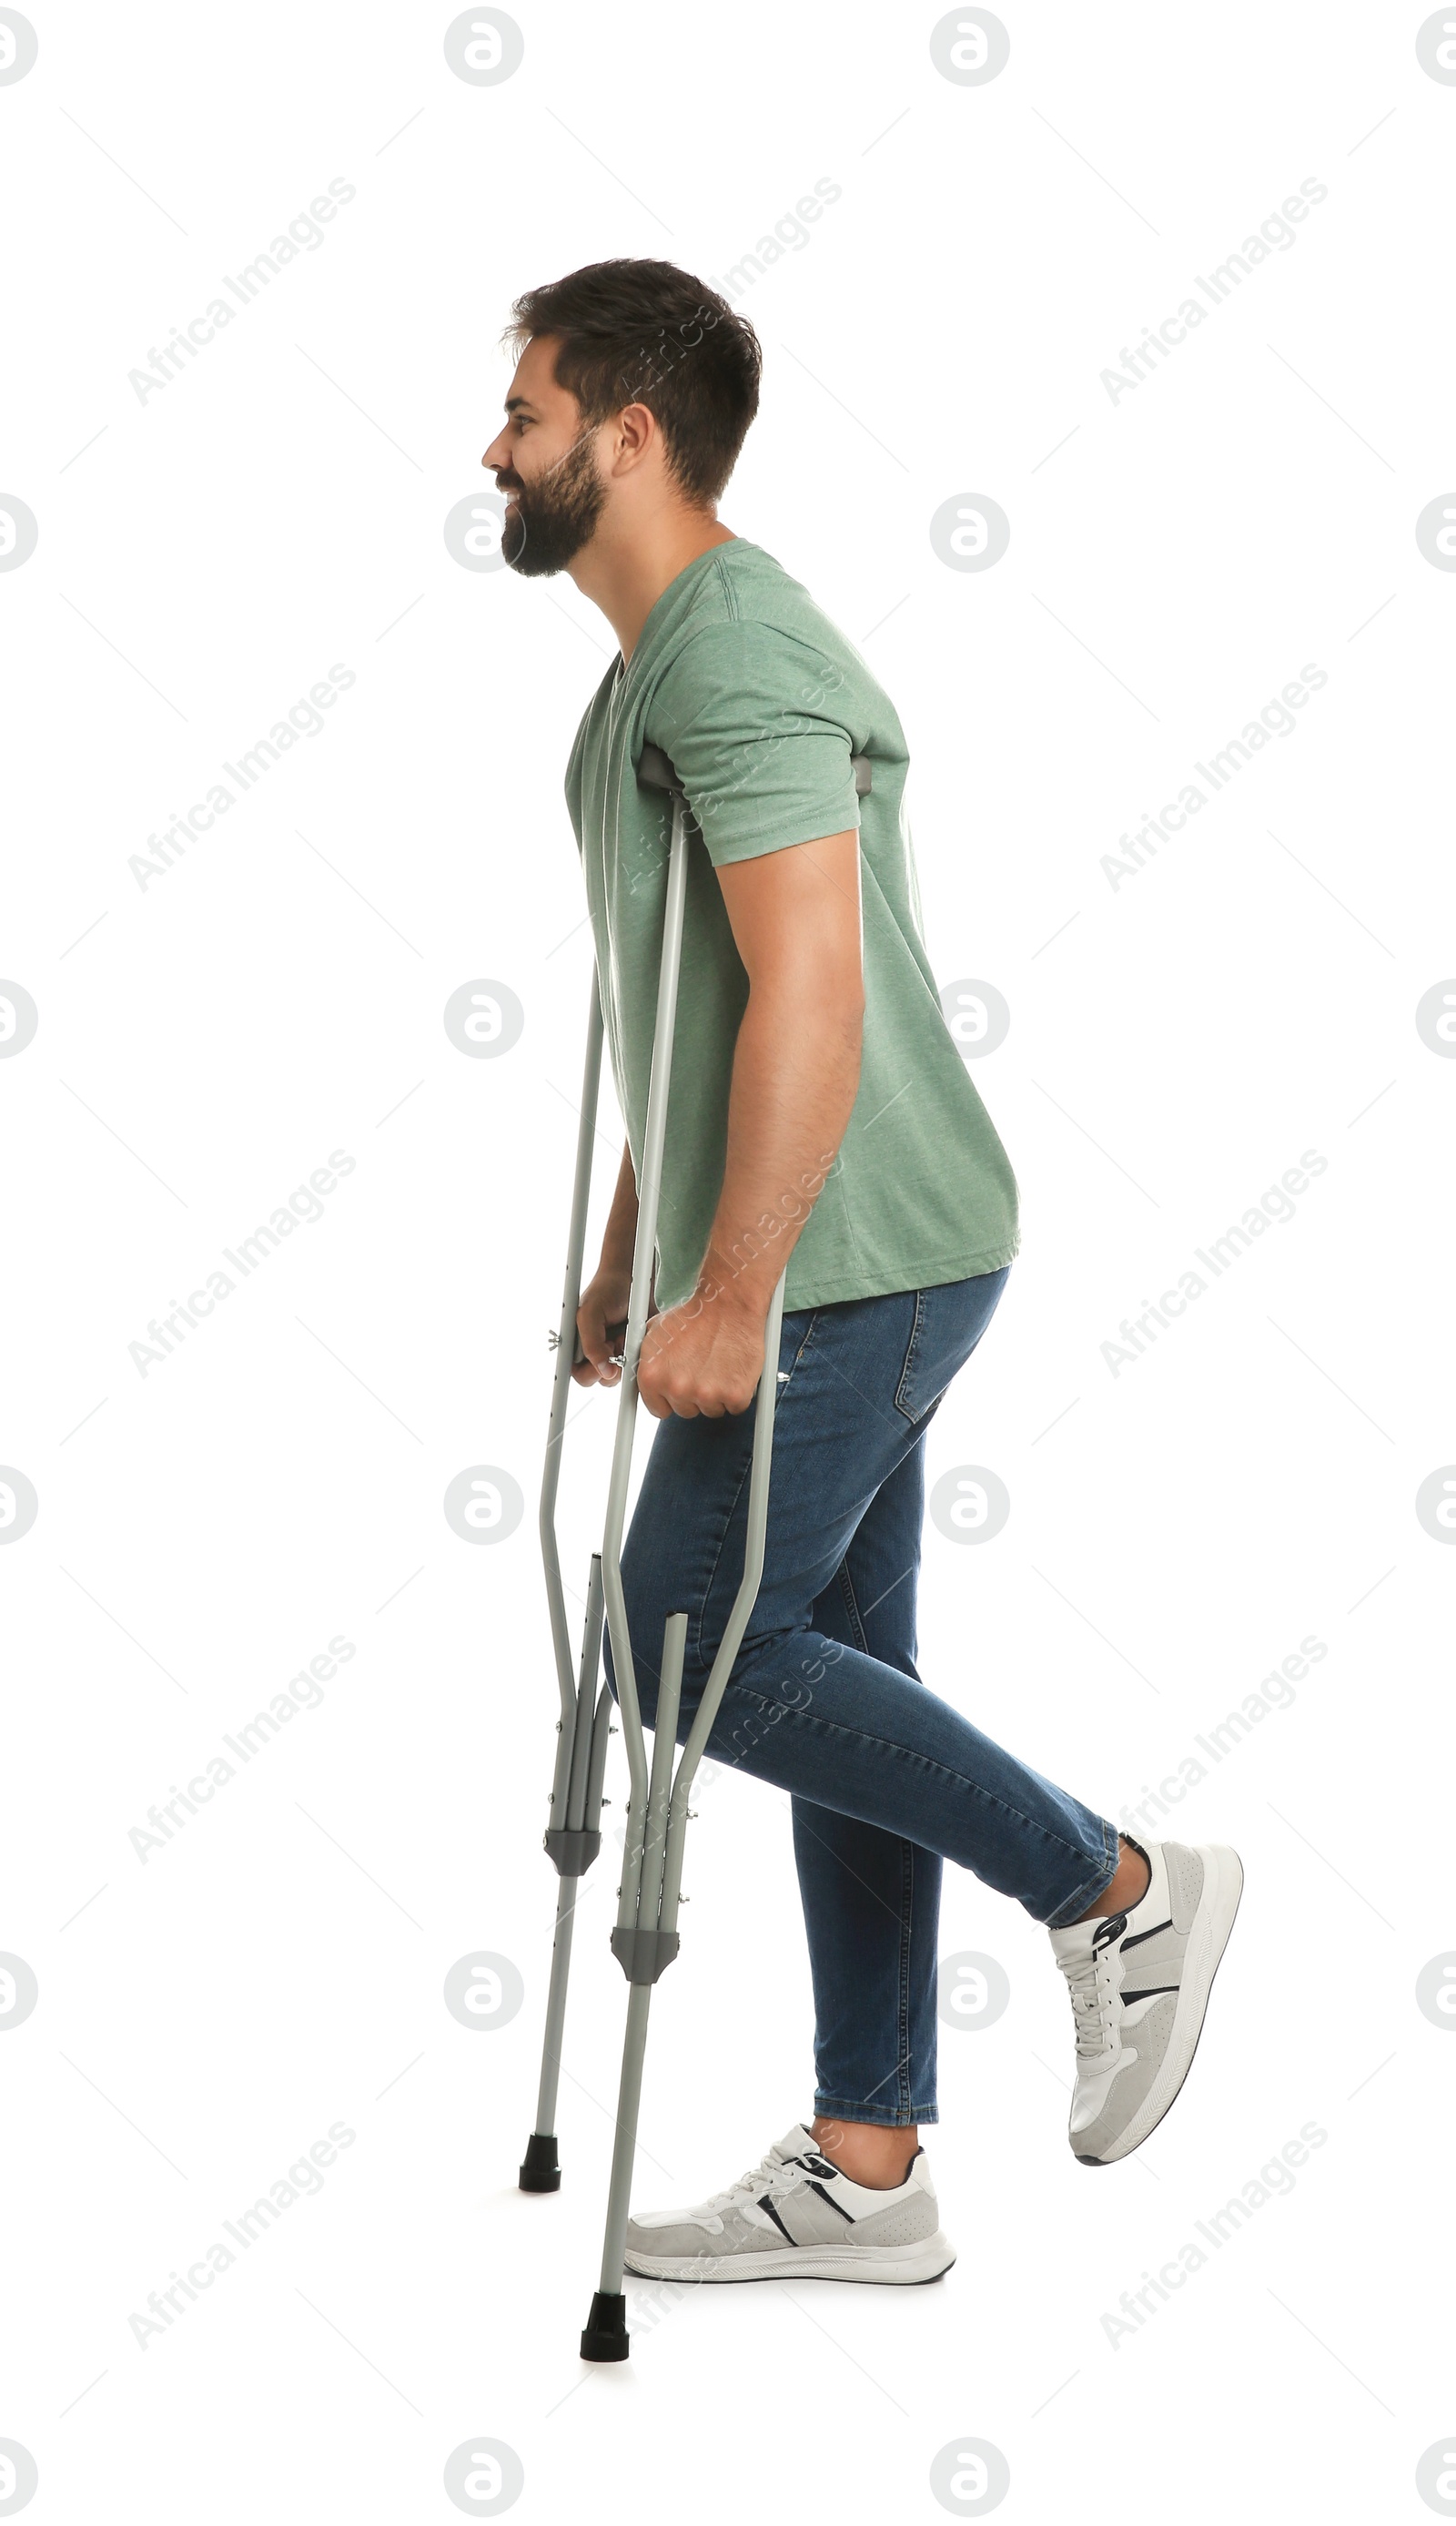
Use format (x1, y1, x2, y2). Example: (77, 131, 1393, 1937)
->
(482, 333, 606, 576)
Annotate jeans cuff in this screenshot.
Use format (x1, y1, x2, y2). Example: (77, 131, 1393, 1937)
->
(1042, 1819, 1122, 1930)
(812, 2094, 938, 2129)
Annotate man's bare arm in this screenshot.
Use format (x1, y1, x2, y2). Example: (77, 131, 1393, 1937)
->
(572, 1138, 639, 1388)
(701, 828, 864, 1309)
(636, 826, 864, 1418)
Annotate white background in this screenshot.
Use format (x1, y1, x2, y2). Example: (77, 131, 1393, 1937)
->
(4, 2, 1454, 2519)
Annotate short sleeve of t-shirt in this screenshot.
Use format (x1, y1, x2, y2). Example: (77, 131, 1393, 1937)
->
(644, 619, 863, 867)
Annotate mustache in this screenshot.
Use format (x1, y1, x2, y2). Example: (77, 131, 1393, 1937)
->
(494, 428, 593, 500)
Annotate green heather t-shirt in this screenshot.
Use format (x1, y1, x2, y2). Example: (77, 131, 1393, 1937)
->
(563, 537, 1019, 1313)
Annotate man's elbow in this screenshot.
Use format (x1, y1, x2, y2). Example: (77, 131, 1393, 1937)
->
(833, 965, 865, 1040)
(839, 982, 865, 1059)
(751, 964, 863, 1042)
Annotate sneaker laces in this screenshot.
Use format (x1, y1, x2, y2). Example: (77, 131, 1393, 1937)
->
(703, 2144, 819, 2214)
(1056, 1919, 1124, 2062)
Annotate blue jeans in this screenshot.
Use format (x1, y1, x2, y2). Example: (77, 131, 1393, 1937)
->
(604, 1269, 1120, 2128)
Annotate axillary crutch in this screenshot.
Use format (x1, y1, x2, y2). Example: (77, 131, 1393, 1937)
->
(521, 739, 873, 2364)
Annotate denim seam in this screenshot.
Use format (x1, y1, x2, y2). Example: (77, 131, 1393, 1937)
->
(805, 1308, 917, 1442)
(898, 1838, 915, 2119)
(834, 1556, 870, 1654)
(892, 1288, 925, 1423)
(693, 1309, 821, 1667)
(690, 1463, 750, 1669)
(1042, 1820, 1123, 1930)
(812, 2092, 937, 2130)
(893, 1271, 1009, 1427)
(723, 1686, 1109, 1890)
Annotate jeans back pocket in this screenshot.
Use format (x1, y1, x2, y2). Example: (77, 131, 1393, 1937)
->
(894, 1268, 1010, 1424)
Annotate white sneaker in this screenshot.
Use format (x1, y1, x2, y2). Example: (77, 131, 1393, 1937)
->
(622, 2123, 956, 2285)
(1049, 1837, 1243, 2165)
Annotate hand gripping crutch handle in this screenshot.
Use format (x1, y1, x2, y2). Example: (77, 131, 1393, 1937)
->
(571, 1319, 627, 1371)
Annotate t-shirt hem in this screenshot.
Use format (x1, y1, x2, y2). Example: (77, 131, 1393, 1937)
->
(780, 1237, 1021, 1310)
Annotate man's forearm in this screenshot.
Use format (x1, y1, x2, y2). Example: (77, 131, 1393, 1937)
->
(696, 979, 863, 1317)
(599, 1139, 639, 1276)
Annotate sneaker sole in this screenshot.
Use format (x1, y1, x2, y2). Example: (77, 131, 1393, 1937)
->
(1077, 1841, 1244, 2166)
(622, 2229, 956, 2287)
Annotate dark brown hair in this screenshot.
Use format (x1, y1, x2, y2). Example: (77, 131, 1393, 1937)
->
(502, 258, 762, 508)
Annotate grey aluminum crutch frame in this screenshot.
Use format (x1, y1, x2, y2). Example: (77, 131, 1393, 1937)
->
(520, 739, 872, 2364)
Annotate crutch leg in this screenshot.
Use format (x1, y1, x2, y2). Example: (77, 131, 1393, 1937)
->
(521, 967, 608, 2195)
(580, 1610, 686, 2361)
(521, 1557, 617, 2191)
(519, 1878, 575, 2192)
(520, 1556, 607, 2188)
(581, 1270, 786, 2359)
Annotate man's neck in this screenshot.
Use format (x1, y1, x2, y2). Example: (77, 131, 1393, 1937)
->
(570, 512, 738, 667)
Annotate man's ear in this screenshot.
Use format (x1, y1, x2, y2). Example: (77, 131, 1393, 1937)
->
(611, 400, 664, 475)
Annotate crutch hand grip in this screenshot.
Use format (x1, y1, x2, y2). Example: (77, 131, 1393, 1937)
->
(572, 1318, 628, 1372)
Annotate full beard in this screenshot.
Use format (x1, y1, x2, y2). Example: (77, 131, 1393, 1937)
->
(500, 431, 606, 576)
